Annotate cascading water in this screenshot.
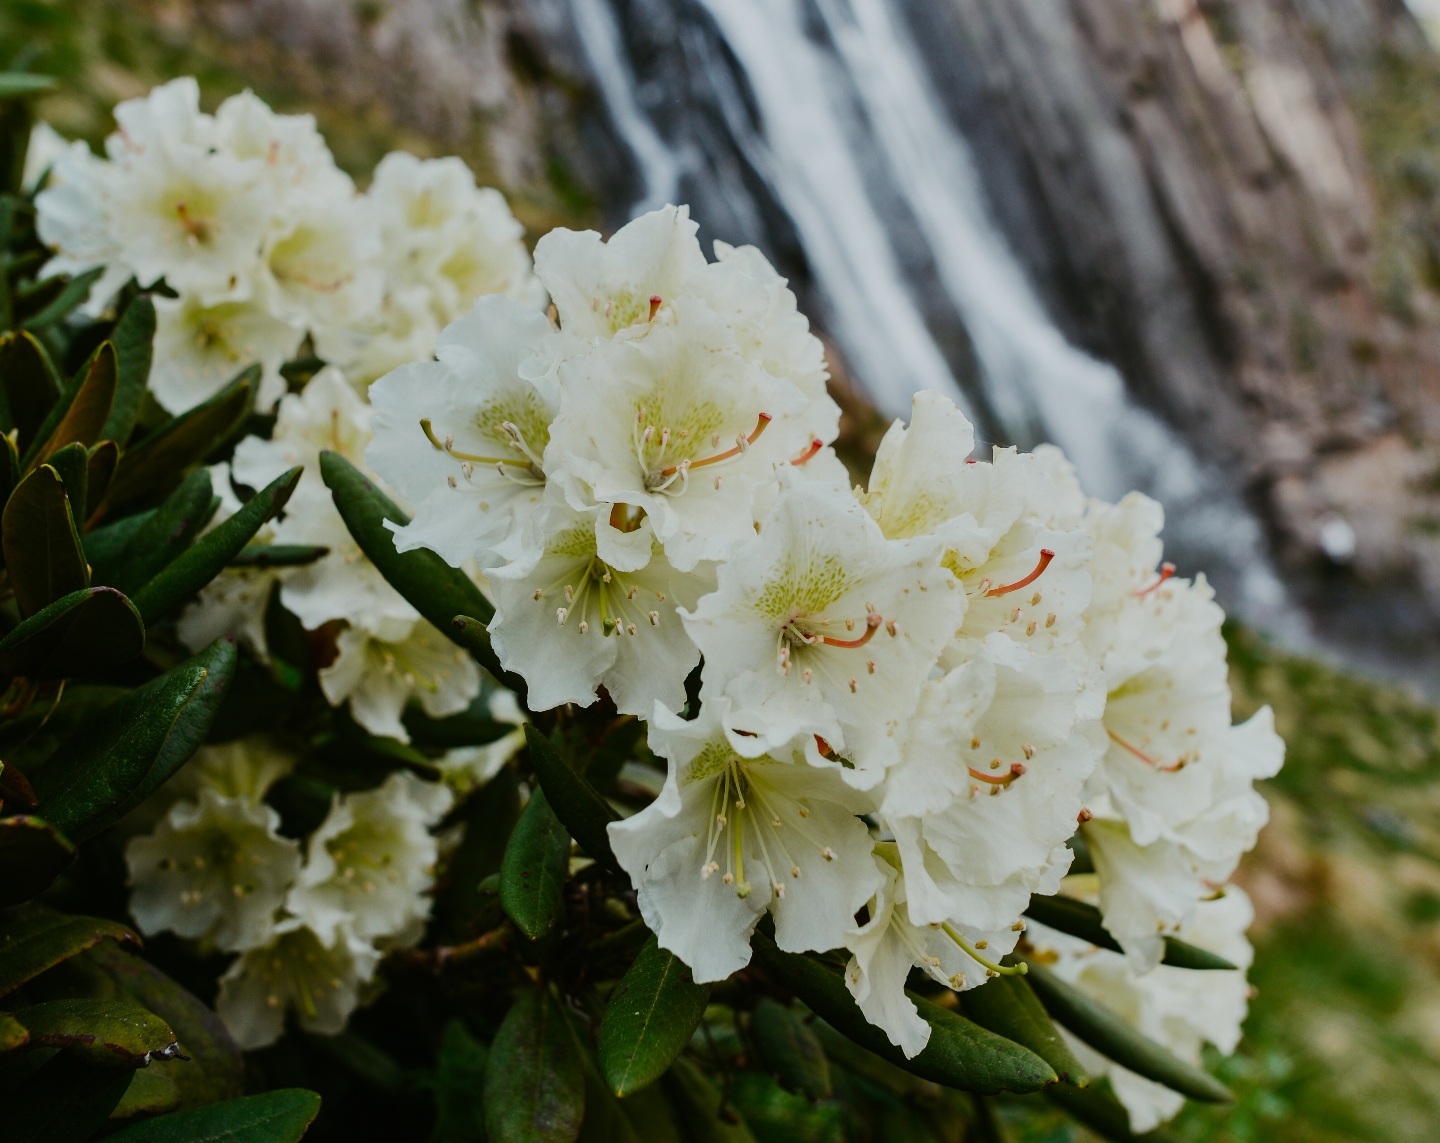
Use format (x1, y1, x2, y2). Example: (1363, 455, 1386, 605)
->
(563, 0, 1303, 635)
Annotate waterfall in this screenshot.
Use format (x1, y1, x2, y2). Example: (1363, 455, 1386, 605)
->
(563, 0, 1304, 635)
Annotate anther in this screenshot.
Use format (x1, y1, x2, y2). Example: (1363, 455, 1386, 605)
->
(975, 940, 989, 950)
(649, 611, 659, 625)
(564, 585, 574, 601)
(556, 608, 568, 626)
(849, 677, 858, 692)
(802, 668, 813, 683)
(627, 586, 638, 599)
(1011, 921, 1026, 932)
(1022, 743, 1035, 760)
(1025, 619, 1037, 635)
(602, 570, 612, 583)
(822, 847, 836, 861)
(1077, 808, 1093, 823)
(533, 589, 542, 600)
(447, 475, 457, 488)
(885, 619, 898, 637)
(1031, 591, 1042, 606)
(1136, 561, 1177, 597)
(986, 549, 1055, 597)
(866, 659, 876, 674)
(1045, 612, 1056, 627)
(845, 618, 855, 631)
(627, 623, 637, 635)
(648, 294, 662, 321)
(578, 621, 589, 634)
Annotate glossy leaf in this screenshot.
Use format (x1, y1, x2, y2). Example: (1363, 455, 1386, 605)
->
(0, 1008, 28, 1049)
(30, 637, 238, 842)
(4, 1050, 135, 1143)
(0, 329, 60, 446)
(500, 789, 570, 940)
(0, 815, 76, 906)
(45, 440, 88, 519)
(104, 1088, 323, 1143)
(10, 998, 179, 1068)
(0, 905, 138, 998)
(1024, 894, 1236, 971)
(750, 998, 832, 1101)
(84, 508, 155, 573)
(23, 341, 117, 469)
(20, 266, 103, 332)
(83, 439, 120, 519)
(104, 370, 253, 511)
(0, 586, 145, 681)
(103, 296, 156, 447)
(483, 988, 585, 1143)
(98, 467, 214, 594)
(131, 466, 302, 624)
(599, 935, 711, 1096)
(960, 972, 1088, 1087)
(2, 463, 86, 616)
(1024, 961, 1231, 1102)
(1046, 1081, 1181, 1143)
(229, 543, 328, 568)
(84, 941, 244, 1107)
(526, 725, 620, 873)
(750, 933, 1055, 1095)
(319, 450, 499, 658)
(452, 614, 513, 697)
(430, 1019, 488, 1143)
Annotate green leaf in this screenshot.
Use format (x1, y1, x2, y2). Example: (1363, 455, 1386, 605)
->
(598, 934, 711, 1097)
(750, 998, 832, 1101)
(22, 342, 117, 469)
(84, 508, 156, 572)
(960, 973, 1088, 1087)
(4, 1050, 135, 1143)
(9, 998, 180, 1068)
(433, 767, 519, 942)
(228, 543, 328, 569)
(318, 450, 500, 663)
(84, 440, 119, 520)
(0, 1009, 28, 1049)
(431, 1019, 488, 1143)
(0, 429, 18, 511)
(0, 330, 60, 447)
(130, 466, 302, 625)
(451, 614, 512, 694)
(1046, 1081, 1181, 1142)
(2, 464, 87, 616)
(103, 1088, 323, 1143)
(45, 441, 88, 520)
(0, 905, 138, 998)
(526, 725, 621, 874)
(20, 267, 104, 332)
(83, 941, 244, 1107)
(103, 370, 253, 512)
(482, 988, 585, 1143)
(111, 1066, 181, 1120)
(103, 296, 156, 447)
(30, 638, 238, 842)
(0, 586, 145, 681)
(0, 73, 57, 98)
(499, 788, 570, 940)
(0, 815, 76, 906)
(1023, 961, 1231, 1102)
(97, 467, 214, 594)
(664, 1056, 758, 1143)
(1023, 894, 1237, 971)
(750, 933, 1055, 1095)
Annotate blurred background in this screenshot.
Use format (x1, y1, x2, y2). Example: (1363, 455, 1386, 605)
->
(5, 0, 1440, 1138)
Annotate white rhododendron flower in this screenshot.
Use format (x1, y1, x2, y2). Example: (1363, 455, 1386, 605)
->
(1079, 496, 1284, 968)
(1029, 885, 1256, 1132)
(287, 771, 453, 946)
(366, 295, 556, 569)
(684, 468, 964, 780)
(610, 699, 881, 983)
(216, 920, 382, 1049)
(151, 290, 302, 414)
(126, 787, 300, 952)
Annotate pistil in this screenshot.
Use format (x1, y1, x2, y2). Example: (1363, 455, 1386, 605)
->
(985, 550, 1055, 597)
(1135, 562, 1176, 597)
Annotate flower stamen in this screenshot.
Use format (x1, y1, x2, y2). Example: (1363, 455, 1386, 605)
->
(985, 549, 1055, 597)
(659, 413, 772, 477)
(1135, 561, 1177, 597)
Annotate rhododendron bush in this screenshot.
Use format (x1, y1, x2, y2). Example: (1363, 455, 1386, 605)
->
(0, 78, 1283, 1143)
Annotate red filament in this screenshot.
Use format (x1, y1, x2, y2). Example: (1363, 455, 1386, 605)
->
(985, 550, 1055, 597)
(660, 413, 772, 477)
(648, 295, 662, 321)
(1135, 562, 1176, 597)
(969, 762, 1026, 786)
(815, 611, 882, 649)
(791, 438, 824, 466)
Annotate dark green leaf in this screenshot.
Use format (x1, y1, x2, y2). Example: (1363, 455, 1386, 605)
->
(0, 429, 18, 512)
(45, 441, 88, 520)
(2, 464, 86, 615)
(318, 450, 500, 662)
(229, 543, 328, 569)
(103, 371, 253, 511)
(1023, 894, 1237, 971)
(664, 1056, 757, 1143)
(84, 440, 119, 520)
(500, 789, 570, 940)
(83, 941, 244, 1107)
(9, 998, 179, 1068)
(431, 1019, 488, 1143)
(750, 998, 832, 1101)
(0, 1008, 28, 1049)
(434, 767, 519, 942)
(103, 1088, 323, 1143)
(306, 1029, 405, 1091)
(0, 329, 60, 447)
(750, 933, 1055, 1095)
(727, 1071, 844, 1143)
(960, 973, 1088, 1087)
(1046, 1081, 1181, 1142)
(20, 266, 104, 332)
(451, 614, 512, 696)
(483, 988, 585, 1143)
(1023, 961, 1230, 1102)
(599, 935, 711, 1097)
(84, 508, 156, 573)
(0, 586, 144, 681)
(0, 905, 138, 997)
(22, 342, 117, 469)
(0, 815, 76, 906)
(97, 467, 214, 594)
(103, 296, 156, 447)
(111, 1067, 182, 1119)
(526, 725, 620, 874)
(4, 1050, 135, 1143)
(131, 467, 302, 624)
(30, 638, 238, 842)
